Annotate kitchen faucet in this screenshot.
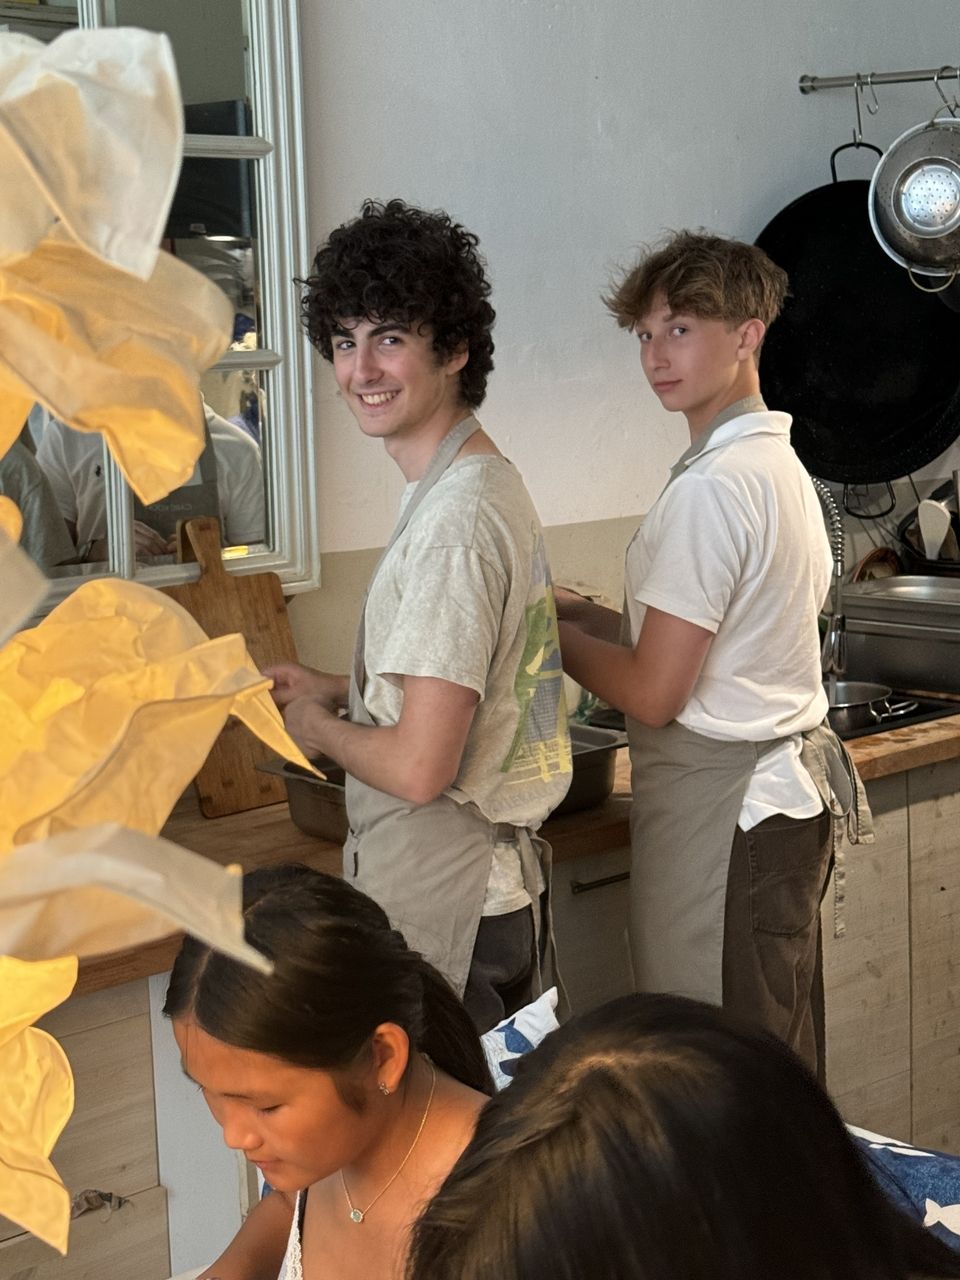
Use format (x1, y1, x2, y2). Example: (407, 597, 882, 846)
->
(811, 478, 846, 683)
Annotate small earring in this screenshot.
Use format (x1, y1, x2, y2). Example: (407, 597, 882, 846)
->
(378, 1081, 391, 1096)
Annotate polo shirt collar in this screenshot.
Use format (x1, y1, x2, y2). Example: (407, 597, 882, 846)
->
(668, 395, 791, 483)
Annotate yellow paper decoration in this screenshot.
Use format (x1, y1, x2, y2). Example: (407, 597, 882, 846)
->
(0, 953, 77, 1253)
(0, 29, 181, 278)
(0, 230, 232, 503)
(0, 495, 22, 543)
(0, 578, 315, 849)
(0, 27, 284, 1263)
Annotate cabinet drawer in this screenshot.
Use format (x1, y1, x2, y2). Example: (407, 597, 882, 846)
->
(552, 845, 634, 1014)
(0, 982, 158, 1246)
(0, 1184, 169, 1280)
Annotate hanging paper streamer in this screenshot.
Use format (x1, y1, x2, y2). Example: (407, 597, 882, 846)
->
(0, 954, 77, 1252)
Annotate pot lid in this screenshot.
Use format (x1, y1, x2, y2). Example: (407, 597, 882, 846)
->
(755, 179, 960, 483)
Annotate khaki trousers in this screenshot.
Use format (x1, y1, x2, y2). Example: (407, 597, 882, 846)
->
(722, 807, 833, 1079)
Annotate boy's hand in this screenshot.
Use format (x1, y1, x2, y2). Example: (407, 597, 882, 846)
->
(282, 693, 340, 755)
(262, 662, 347, 712)
(554, 587, 622, 643)
(553, 585, 591, 620)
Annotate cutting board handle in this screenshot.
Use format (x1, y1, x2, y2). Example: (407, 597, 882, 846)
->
(175, 517, 227, 576)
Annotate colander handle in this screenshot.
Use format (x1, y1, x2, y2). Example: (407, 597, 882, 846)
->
(830, 140, 883, 184)
(907, 267, 959, 293)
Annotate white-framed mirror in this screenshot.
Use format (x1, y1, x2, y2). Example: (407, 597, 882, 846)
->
(4, 0, 318, 604)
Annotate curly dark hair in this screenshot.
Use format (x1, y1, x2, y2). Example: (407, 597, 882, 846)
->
(301, 199, 496, 409)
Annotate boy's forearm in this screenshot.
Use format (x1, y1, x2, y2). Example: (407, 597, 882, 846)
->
(554, 587, 623, 642)
(293, 708, 415, 795)
(285, 678, 477, 806)
(559, 622, 639, 716)
(559, 609, 712, 729)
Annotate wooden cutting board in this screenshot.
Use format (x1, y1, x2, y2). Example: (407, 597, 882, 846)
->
(162, 517, 299, 817)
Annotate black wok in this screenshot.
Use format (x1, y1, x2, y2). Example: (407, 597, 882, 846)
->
(755, 178, 960, 483)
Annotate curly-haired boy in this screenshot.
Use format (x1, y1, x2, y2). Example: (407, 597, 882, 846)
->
(268, 200, 571, 1032)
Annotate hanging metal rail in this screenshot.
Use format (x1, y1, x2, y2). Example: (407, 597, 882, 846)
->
(800, 66, 960, 94)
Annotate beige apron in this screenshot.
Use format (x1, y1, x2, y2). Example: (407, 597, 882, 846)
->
(626, 397, 873, 1004)
(343, 416, 554, 998)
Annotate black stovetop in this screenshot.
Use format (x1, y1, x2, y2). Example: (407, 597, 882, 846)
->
(590, 697, 960, 742)
(832, 693, 960, 741)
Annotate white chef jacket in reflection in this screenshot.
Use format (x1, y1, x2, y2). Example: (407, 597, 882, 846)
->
(35, 401, 265, 546)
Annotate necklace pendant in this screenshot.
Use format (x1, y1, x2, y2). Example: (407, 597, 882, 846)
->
(349, 1208, 364, 1224)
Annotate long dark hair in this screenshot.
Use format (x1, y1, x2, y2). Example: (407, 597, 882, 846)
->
(163, 864, 492, 1098)
(408, 992, 960, 1280)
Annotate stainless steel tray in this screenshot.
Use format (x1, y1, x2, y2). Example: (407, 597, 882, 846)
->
(259, 724, 628, 840)
(841, 577, 960, 693)
(844, 576, 960, 616)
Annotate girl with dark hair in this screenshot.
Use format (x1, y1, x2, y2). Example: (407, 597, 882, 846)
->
(164, 863, 492, 1280)
(407, 992, 960, 1280)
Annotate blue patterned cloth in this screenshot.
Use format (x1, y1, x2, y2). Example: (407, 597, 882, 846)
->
(480, 987, 560, 1090)
(849, 1126, 960, 1250)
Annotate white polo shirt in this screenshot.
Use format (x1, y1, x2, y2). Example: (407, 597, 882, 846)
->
(624, 409, 832, 829)
(35, 403, 265, 547)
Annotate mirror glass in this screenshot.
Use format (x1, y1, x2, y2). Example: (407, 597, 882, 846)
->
(108, 0, 251, 112)
(0, 2, 75, 44)
(0, 2, 316, 602)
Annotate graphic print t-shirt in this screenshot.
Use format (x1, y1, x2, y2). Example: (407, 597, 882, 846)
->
(361, 454, 571, 827)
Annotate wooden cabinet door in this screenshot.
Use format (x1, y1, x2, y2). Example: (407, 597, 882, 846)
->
(908, 759, 960, 1155)
(821, 773, 911, 1141)
(551, 845, 634, 1014)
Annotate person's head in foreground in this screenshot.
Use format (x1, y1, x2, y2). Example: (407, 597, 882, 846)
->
(300, 197, 496, 438)
(604, 230, 789, 432)
(164, 864, 492, 1196)
(407, 991, 960, 1280)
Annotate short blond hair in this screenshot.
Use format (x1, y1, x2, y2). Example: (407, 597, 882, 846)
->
(604, 229, 788, 332)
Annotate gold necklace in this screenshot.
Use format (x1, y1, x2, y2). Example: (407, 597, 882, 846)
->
(340, 1059, 437, 1224)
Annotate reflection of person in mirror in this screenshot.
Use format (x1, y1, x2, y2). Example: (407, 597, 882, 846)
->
(33, 398, 265, 560)
(0, 426, 75, 567)
(266, 200, 571, 1034)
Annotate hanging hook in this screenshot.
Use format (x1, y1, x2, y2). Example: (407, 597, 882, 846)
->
(829, 75, 881, 182)
(851, 75, 864, 144)
(933, 66, 958, 117)
(863, 72, 880, 115)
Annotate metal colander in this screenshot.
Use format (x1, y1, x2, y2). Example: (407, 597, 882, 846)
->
(869, 115, 960, 277)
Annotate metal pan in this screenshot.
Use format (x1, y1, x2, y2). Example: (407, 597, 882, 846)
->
(825, 679, 918, 735)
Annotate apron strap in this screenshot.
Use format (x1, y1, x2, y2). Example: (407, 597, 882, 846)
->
(351, 415, 482, 698)
(800, 723, 875, 938)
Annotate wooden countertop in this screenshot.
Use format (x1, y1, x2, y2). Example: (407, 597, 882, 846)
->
(843, 711, 960, 781)
(74, 712, 960, 997)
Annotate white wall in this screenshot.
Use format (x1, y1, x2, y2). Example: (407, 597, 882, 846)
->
(297, 0, 960, 553)
(148, 973, 251, 1276)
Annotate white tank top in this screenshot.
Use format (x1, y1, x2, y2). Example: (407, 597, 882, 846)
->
(278, 1191, 303, 1280)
